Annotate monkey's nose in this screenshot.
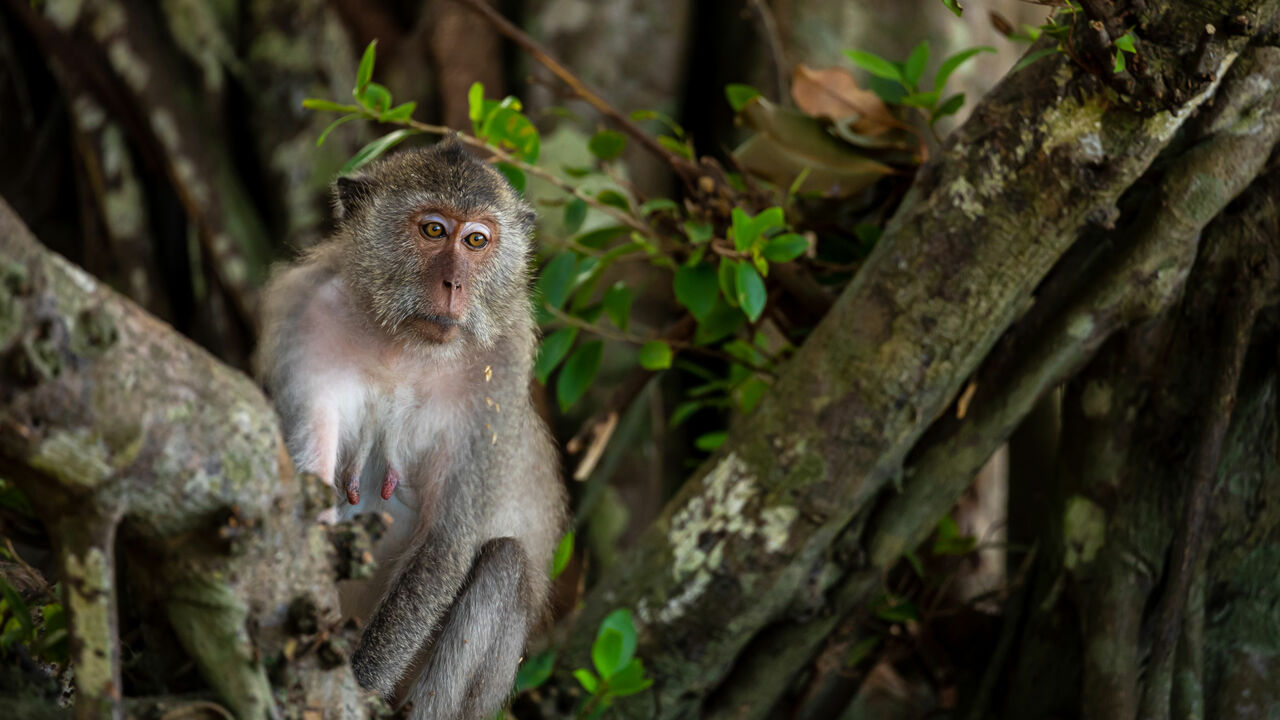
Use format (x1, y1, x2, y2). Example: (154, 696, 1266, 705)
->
(443, 279, 463, 313)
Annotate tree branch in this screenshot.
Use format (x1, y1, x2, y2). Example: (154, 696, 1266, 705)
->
(454, 0, 702, 182)
(0, 199, 367, 718)
(551, 2, 1271, 713)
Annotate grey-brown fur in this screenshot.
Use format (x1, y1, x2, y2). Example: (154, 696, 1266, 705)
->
(254, 142, 565, 720)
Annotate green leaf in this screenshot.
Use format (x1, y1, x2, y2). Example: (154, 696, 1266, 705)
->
(1113, 51, 1126, 74)
(0, 577, 31, 640)
(900, 90, 941, 109)
(683, 221, 712, 244)
(608, 658, 654, 697)
(535, 327, 578, 384)
(316, 115, 358, 147)
(657, 135, 694, 160)
(638, 341, 673, 370)
(730, 207, 754, 252)
(361, 82, 392, 113)
(904, 549, 924, 577)
(735, 262, 767, 322)
(302, 98, 359, 113)
(574, 668, 600, 695)
(515, 649, 557, 693)
(752, 206, 785, 239)
(576, 225, 629, 250)
(593, 627, 626, 679)
(843, 50, 904, 83)
(932, 514, 977, 555)
(557, 341, 603, 411)
(495, 162, 526, 194)
(630, 108, 686, 138)
(354, 40, 376, 97)
(597, 609, 639, 675)
(537, 252, 578, 310)
(855, 223, 883, 246)
(725, 83, 762, 112)
(588, 130, 628, 161)
(695, 431, 727, 451)
(845, 637, 880, 667)
(1114, 30, 1137, 53)
(669, 400, 703, 428)
(694, 298, 745, 345)
(639, 198, 679, 216)
(931, 93, 966, 121)
(380, 101, 417, 122)
(1012, 47, 1060, 74)
(876, 599, 919, 623)
(674, 263, 719, 321)
(468, 82, 485, 125)
(597, 189, 631, 212)
(340, 129, 414, 173)
(551, 532, 574, 580)
(904, 41, 930, 88)
(718, 260, 739, 308)
(934, 46, 995, 92)
(480, 106, 540, 163)
(941, 0, 963, 17)
(762, 233, 808, 262)
(734, 377, 769, 413)
(564, 198, 588, 234)
(603, 283, 633, 331)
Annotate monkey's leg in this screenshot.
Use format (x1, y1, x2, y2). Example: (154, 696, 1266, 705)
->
(404, 538, 531, 720)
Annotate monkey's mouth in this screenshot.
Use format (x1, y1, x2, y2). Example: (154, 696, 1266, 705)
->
(412, 313, 460, 327)
(407, 313, 463, 342)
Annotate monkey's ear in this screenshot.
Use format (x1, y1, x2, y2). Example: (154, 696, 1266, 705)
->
(333, 175, 375, 219)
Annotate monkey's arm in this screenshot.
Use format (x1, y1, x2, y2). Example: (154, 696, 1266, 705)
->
(349, 510, 478, 698)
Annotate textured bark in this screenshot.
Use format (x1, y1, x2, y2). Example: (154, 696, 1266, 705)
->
(556, 2, 1280, 716)
(0, 199, 367, 718)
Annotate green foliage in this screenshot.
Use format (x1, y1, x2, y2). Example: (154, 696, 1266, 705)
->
(515, 649, 557, 693)
(845, 42, 993, 130)
(341, 129, 414, 173)
(724, 84, 762, 112)
(1113, 30, 1138, 73)
(551, 531, 574, 580)
(931, 514, 977, 556)
(573, 609, 654, 717)
(557, 341, 603, 411)
(589, 130, 628, 161)
(638, 341, 673, 370)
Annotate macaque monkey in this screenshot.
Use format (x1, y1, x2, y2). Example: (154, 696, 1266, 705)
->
(255, 141, 565, 720)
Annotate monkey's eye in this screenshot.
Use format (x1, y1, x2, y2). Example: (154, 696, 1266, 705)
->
(421, 221, 446, 239)
(463, 231, 489, 250)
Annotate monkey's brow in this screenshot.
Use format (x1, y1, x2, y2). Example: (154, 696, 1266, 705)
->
(418, 207, 501, 226)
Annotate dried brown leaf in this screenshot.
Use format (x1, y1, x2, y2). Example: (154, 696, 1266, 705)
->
(792, 64, 901, 136)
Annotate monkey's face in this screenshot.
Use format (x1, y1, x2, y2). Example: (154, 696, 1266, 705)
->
(400, 210, 497, 344)
(334, 142, 536, 351)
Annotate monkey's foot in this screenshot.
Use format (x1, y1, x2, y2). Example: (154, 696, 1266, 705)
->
(381, 467, 400, 500)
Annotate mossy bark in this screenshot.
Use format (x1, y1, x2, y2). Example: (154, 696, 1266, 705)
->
(0, 198, 368, 718)
(557, 2, 1280, 717)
